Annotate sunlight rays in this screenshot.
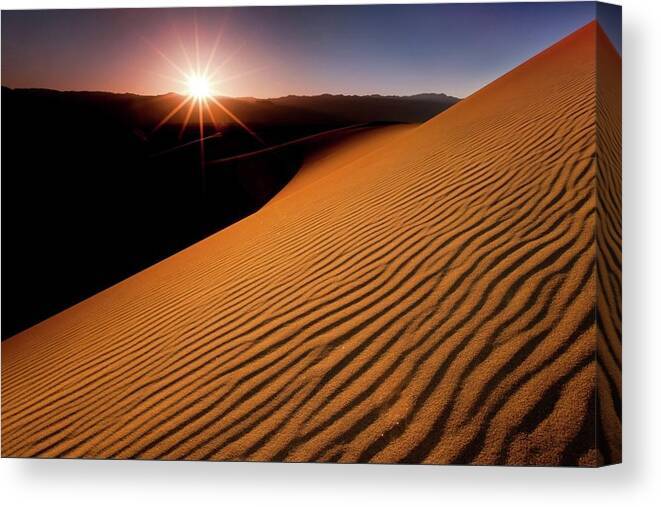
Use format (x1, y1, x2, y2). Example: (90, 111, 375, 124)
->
(146, 20, 266, 188)
(150, 95, 193, 135)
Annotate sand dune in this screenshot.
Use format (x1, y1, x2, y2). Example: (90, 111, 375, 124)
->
(270, 124, 415, 202)
(1, 21, 621, 466)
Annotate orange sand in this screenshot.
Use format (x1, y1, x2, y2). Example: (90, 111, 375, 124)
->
(1, 21, 621, 466)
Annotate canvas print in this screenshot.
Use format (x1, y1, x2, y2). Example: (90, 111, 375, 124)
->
(1, 2, 621, 466)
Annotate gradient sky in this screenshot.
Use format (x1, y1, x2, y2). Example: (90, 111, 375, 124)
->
(1, 2, 621, 98)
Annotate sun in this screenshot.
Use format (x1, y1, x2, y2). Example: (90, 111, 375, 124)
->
(147, 24, 265, 188)
(186, 74, 211, 99)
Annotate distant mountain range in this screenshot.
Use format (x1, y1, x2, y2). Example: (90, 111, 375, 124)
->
(263, 92, 460, 123)
(1, 87, 460, 127)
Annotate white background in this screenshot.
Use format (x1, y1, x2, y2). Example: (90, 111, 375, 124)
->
(1, 0, 659, 505)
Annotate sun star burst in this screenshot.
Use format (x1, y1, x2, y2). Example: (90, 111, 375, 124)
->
(146, 21, 265, 190)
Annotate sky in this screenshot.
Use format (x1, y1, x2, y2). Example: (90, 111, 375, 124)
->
(1, 2, 621, 99)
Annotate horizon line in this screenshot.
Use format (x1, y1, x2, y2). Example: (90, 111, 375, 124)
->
(0, 86, 464, 101)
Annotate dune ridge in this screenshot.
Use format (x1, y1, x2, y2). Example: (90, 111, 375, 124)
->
(1, 21, 621, 466)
